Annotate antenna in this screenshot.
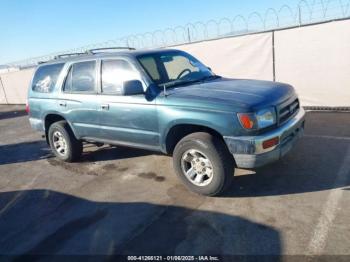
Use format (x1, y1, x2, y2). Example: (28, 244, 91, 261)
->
(163, 84, 168, 97)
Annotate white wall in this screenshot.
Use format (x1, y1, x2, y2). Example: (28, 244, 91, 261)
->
(176, 32, 273, 81)
(0, 68, 34, 104)
(0, 20, 349, 106)
(275, 19, 350, 107)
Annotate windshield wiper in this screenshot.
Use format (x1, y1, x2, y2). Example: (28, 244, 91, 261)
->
(162, 79, 199, 89)
(161, 75, 222, 96)
(198, 75, 222, 82)
(164, 75, 221, 88)
(161, 79, 200, 96)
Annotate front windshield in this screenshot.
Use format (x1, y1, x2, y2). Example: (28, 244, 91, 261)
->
(137, 51, 216, 88)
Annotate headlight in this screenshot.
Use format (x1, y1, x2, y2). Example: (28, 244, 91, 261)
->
(237, 107, 276, 130)
(256, 108, 276, 129)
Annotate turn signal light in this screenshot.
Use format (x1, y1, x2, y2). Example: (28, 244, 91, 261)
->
(238, 114, 254, 129)
(262, 137, 279, 149)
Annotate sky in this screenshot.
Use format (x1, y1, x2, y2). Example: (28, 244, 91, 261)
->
(0, 0, 300, 64)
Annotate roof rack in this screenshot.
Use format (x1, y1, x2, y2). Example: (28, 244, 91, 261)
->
(88, 47, 136, 54)
(51, 47, 136, 61)
(54, 52, 89, 60)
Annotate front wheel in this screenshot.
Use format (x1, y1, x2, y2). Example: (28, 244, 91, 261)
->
(173, 132, 234, 196)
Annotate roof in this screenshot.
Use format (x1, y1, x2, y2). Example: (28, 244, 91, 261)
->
(42, 48, 182, 66)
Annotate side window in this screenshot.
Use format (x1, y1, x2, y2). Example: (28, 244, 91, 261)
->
(101, 59, 141, 95)
(32, 63, 64, 93)
(64, 61, 96, 93)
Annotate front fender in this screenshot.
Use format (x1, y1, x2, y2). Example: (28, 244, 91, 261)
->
(158, 105, 240, 152)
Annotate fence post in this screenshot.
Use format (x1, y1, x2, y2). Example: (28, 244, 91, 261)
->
(0, 76, 9, 104)
(187, 27, 191, 43)
(272, 31, 276, 82)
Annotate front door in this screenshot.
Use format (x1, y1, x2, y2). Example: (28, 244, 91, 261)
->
(96, 58, 159, 150)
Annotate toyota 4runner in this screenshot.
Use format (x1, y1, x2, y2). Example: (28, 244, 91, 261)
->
(27, 48, 305, 196)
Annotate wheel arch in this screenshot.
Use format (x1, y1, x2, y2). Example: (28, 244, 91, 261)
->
(44, 113, 78, 144)
(163, 123, 226, 155)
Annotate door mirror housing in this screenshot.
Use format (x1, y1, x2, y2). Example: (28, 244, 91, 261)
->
(122, 80, 144, 96)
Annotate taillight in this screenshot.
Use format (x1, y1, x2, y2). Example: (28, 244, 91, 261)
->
(25, 101, 30, 114)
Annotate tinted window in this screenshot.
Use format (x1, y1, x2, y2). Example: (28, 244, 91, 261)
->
(138, 56, 160, 81)
(162, 55, 199, 80)
(101, 59, 140, 94)
(137, 51, 212, 86)
(32, 63, 64, 92)
(64, 61, 96, 93)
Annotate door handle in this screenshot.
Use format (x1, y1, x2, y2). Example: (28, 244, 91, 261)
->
(100, 104, 110, 110)
(59, 101, 67, 107)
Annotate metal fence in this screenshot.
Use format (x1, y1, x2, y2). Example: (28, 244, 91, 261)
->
(6, 0, 350, 68)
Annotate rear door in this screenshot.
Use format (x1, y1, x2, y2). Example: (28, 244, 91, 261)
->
(96, 58, 159, 150)
(57, 60, 100, 139)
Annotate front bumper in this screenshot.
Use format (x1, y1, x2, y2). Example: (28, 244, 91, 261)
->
(224, 108, 306, 168)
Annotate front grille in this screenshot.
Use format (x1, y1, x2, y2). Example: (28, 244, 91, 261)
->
(278, 99, 300, 125)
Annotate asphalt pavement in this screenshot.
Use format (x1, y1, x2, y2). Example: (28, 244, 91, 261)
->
(0, 105, 349, 258)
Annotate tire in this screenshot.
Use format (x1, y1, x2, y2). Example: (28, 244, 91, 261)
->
(48, 120, 82, 162)
(173, 132, 234, 196)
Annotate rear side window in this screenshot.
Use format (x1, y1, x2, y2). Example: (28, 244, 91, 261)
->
(32, 63, 64, 93)
(64, 61, 96, 93)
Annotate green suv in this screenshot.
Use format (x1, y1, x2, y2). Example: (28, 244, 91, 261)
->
(27, 48, 305, 196)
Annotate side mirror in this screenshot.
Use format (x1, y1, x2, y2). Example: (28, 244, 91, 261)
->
(122, 80, 144, 96)
(207, 67, 212, 72)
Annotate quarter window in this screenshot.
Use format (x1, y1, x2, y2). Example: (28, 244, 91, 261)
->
(32, 63, 64, 93)
(101, 59, 141, 95)
(138, 56, 160, 81)
(64, 61, 96, 93)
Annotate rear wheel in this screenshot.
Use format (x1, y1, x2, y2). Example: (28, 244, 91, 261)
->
(48, 120, 82, 162)
(173, 132, 234, 196)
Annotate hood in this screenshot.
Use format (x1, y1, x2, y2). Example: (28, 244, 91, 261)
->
(161, 78, 296, 111)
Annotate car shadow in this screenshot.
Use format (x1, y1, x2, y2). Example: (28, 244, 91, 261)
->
(1, 134, 349, 198)
(0, 189, 282, 257)
(0, 110, 27, 121)
(81, 144, 161, 163)
(0, 140, 52, 165)
(0, 141, 157, 166)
